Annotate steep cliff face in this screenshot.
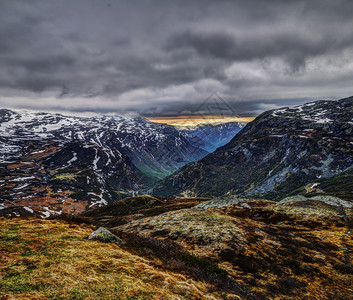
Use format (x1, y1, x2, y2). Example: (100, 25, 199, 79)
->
(153, 96, 353, 199)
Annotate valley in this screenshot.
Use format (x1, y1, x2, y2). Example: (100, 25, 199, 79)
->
(1, 96, 353, 299)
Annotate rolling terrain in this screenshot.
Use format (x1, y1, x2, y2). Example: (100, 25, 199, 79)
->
(1, 97, 353, 299)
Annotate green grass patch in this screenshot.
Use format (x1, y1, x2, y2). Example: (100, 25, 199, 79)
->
(50, 173, 77, 181)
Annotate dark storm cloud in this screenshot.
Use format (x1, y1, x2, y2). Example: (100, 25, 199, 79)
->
(0, 0, 353, 115)
(166, 29, 353, 72)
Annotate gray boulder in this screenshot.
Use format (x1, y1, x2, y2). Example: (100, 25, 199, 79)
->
(88, 227, 121, 244)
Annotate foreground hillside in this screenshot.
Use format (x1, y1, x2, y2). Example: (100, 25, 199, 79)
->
(153, 96, 353, 200)
(2, 196, 352, 299)
(0, 218, 221, 299)
(111, 196, 353, 299)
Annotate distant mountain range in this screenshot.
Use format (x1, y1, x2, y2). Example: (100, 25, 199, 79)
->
(0, 109, 240, 216)
(153, 96, 353, 200)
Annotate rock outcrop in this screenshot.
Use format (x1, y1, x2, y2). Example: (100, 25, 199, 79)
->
(88, 227, 121, 244)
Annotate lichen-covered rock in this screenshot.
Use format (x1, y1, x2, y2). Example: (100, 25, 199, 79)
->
(88, 227, 121, 244)
(194, 197, 248, 209)
(277, 195, 353, 208)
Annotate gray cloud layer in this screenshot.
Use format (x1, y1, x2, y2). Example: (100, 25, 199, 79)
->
(0, 0, 353, 116)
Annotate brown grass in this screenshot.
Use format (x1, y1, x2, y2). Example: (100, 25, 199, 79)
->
(0, 218, 224, 299)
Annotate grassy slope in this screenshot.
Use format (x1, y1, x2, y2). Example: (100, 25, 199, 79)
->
(0, 218, 221, 300)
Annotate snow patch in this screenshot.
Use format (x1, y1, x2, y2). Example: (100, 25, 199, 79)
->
(31, 150, 45, 154)
(67, 152, 77, 165)
(23, 206, 34, 213)
(88, 192, 108, 208)
(14, 183, 29, 190)
(40, 206, 63, 219)
(93, 149, 100, 170)
(11, 176, 36, 182)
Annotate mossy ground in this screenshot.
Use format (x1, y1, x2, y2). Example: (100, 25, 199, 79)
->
(49, 173, 77, 181)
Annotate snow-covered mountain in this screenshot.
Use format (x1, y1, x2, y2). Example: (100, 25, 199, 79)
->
(0, 109, 207, 177)
(0, 109, 208, 217)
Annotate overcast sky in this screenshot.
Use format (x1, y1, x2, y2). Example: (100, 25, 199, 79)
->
(0, 0, 353, 116)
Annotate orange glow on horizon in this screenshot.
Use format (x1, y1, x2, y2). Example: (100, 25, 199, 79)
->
(147, 115, 256, 127)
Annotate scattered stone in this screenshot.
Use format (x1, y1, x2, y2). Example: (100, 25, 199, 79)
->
(88, 227, 121, 244)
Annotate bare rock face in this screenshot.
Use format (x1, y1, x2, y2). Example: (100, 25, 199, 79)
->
(88, 227, 121, 244)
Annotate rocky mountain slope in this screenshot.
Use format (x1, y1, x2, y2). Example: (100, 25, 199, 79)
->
(153, 96, 353, 200)
(280, 167, 353, 201)
(0, 140, 148, 217)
